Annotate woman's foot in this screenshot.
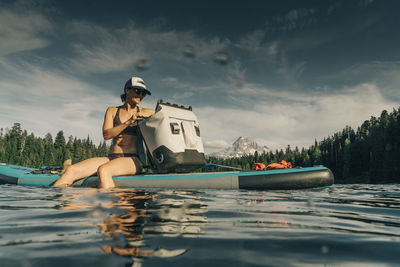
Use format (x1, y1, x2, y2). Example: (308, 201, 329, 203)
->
(53, 176, 74, 187)
(99, 179, 115, 189)
(52, 181, 72, 187)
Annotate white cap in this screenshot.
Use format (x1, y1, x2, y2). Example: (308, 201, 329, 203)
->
(124, 77, 151, 95)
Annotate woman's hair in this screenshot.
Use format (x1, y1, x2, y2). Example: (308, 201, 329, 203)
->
(120, 92, 126, 102)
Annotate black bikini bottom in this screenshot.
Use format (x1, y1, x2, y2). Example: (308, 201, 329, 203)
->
(107, 153, 139, 160)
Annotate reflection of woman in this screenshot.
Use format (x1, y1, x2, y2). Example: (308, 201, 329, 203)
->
(54, 77, 155, 189)
(99, 190, 154, 258)
(99, 190, 151, 240)
(98, 190, 188, 259)
(59, 189, 190, 260)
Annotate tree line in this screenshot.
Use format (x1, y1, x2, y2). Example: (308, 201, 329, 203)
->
(207, 107, 400, 183)
(1, 107, 399, 183)
(0, 123, 110, 168)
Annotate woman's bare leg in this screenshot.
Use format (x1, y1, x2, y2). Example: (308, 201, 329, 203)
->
(97, 157, 142, 189)
(53, 157, 110, 187)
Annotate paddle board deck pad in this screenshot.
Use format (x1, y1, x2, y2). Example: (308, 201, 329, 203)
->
(0, 164, 334, 190)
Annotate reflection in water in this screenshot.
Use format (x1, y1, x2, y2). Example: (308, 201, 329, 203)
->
(144, 191, 207, 237)
(58, 188, 207, 265)
(231, 187, 400, 238)
(1, 185, 399, 266)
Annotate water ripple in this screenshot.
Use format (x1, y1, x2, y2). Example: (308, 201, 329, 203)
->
(0, 184, 399, 266)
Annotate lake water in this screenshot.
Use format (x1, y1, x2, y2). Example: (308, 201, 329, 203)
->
(0, 184, 399, 267)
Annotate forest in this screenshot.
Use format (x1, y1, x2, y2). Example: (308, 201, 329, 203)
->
(207, 108, 400, 183)
(1, 107, 399, 183)
(0, 125, 110, 169)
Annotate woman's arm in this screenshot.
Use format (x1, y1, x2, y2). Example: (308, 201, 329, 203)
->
(138, 108, 155, 118)
(102, 107, 140, 140)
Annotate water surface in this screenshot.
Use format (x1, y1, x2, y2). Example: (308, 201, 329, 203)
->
(0, 184, 399, 266)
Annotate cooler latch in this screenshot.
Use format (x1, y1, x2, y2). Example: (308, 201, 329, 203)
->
(170, 123, 180, 134)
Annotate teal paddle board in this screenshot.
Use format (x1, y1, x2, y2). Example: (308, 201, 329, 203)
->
(0, 163, 334, 190)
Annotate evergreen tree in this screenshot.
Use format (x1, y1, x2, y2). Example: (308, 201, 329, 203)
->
(0, 124, 111, 168)
(1, 106, 400, 183)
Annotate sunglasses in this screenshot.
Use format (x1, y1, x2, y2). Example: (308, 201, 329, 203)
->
(128, 87, 147, 96)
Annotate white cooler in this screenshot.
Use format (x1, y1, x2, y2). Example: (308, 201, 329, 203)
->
(138, 100, 206, 173)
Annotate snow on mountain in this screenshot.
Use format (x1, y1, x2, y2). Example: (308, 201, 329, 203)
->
(208, 136, 269, 159)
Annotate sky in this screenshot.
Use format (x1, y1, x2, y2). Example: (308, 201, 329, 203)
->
(1, 0, 400, 153)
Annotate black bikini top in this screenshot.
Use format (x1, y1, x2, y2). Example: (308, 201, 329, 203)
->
(113, 106, 139, 136)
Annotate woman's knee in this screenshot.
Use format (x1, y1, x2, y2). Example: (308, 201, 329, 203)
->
(64, 165, 78, 176)
(97, 164, 110, 178)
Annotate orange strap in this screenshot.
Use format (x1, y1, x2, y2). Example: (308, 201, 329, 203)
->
(254, 160, 292, 170)
(254, 163, 267, 170)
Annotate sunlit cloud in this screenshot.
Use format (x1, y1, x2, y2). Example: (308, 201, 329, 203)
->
(203, 140, 229, 152)
(198, 83, 398, 153)
(0, 63, 117, 143)
(317, 60, 400, 100)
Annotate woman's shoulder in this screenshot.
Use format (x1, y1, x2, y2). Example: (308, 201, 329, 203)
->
(105, 106, 121, 116)
(106, 106, 122, 111)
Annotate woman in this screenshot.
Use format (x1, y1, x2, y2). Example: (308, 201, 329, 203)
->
(53, 77, 155, 189)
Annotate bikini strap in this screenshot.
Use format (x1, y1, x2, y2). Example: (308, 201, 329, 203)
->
(113, 105, 140, 126)
(113, 106, 122, 125)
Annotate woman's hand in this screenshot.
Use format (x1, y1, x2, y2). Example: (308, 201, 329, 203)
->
(125, 114, 143, 126)
(102, 107, 154, 140)
(103, 107, 143, 140)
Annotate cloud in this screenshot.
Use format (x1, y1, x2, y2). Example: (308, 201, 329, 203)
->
(203, 140, 229, 152)
(66, 22, 145, 73)
(285, 8, 316, 22)
(267, 41, 280, 56)
(0, 1, 398, 159)
(155, 62, 248, 103)
(66, 21, 230, 74)
(265, 8, 317, 34)
(198, 83, 398, 153)
(0, 7, 53, 56)
(318, 61, 400, 101)
(0, 62, 117, 144)
(173, 91, 194, 99)
(235, 30, 281, 61)
(236, 30, 266, 53)
(0, 6, 235, 144)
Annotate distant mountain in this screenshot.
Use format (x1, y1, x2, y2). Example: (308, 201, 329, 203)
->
(208, 136, 269, 159)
